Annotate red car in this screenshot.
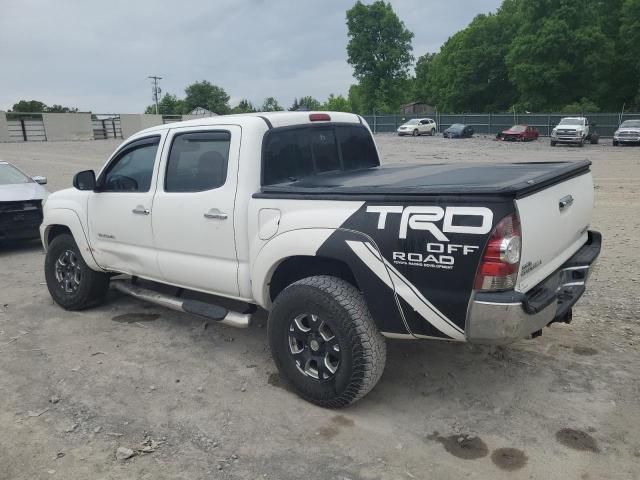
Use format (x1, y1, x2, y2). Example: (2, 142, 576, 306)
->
(500, 125, 539, 141)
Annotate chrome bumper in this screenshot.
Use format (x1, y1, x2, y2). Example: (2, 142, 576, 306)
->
(465, 231, 601, 345)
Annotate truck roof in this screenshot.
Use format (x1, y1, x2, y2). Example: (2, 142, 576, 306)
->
(135, 111, 364, 137)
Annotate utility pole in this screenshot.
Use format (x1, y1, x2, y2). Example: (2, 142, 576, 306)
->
(148, 76, 162, 114)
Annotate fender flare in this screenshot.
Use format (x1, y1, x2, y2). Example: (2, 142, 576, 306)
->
(251, 228, 408, 334)
(42, 208, 102, 271)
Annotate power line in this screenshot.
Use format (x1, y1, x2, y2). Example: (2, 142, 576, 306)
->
(148, 76, 163, 114)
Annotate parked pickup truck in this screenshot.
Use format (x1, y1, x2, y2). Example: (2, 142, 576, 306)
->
(41, 111, 601, 407)
(550, 116, 599, 146)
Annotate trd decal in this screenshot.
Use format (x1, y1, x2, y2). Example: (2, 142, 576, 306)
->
(366, 205, 493, 241)
(345, 240, 465, 340)
(392, 243, 480, 270)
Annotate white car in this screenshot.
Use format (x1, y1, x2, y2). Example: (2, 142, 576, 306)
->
(0, 161, 48, 241)
(397, 118, 437, 136)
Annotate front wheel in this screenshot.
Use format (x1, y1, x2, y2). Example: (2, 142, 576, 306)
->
(613, 140, 619, 146)
(430, 128, 436, 136)
(412, 129, 419, 137)
(45, 233, 110, 310)
(550, 140, 557, 147)
(268, 276, 386, 408)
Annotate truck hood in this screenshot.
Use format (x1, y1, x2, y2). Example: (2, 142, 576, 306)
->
(0, 182, 48, 202)
(258, 161, 591, 199)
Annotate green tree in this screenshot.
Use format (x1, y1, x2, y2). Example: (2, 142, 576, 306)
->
(617, 0, 640, 109)
(289, 98, 300, 111)
(144, 93, 185, 115)
(346, 1, 414, 113)
(413, 53, 435, 103)
(183, 80, 230, 114)
(297, 96, 322, 110)
(347, 84, 365, 113)
(322, 94, 352, 112)
(47, 104, 79, 113)
(231, 99, 256, 113)
(260, 97, 284, 112)
(11, 100, 49, 112)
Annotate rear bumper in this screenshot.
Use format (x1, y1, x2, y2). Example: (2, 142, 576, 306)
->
(465, 230, 601, 344)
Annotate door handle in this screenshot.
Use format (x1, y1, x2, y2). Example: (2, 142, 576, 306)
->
(132, 205, 150, 215)
(204, 209, 228, 220)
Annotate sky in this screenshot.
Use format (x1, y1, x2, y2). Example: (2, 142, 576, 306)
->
(0, 0, 502, 113)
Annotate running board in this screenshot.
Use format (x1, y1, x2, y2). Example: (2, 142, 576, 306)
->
(111, 280, 251, 328)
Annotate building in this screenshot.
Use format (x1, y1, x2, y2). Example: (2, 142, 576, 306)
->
(400, 102, 435, 115)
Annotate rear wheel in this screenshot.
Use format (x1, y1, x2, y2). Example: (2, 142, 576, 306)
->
(412, 129, 419, 137)
(45, 233, 110, 310)
(268, 276, 386, 408)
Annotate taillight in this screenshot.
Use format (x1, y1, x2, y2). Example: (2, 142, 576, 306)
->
(474, 212, 521, 291)
(309, 113, 331, 122)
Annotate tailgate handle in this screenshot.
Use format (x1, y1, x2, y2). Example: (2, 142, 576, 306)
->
(559, 195, 574, 211)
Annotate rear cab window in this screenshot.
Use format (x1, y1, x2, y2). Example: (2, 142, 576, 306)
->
(262, 124, 379, 185)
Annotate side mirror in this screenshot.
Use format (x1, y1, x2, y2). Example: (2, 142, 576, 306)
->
(32, 176, 47, 185)
(73, 170, 96, 191)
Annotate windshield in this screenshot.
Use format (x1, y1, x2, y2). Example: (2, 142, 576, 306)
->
(510, 125, 526, 132)
(620, 120, 640, 128)
(404, 119, 420, 125)
(559, 118, 583, 126)
(449, 124, 464, 130)
(0, 163, 31, 186)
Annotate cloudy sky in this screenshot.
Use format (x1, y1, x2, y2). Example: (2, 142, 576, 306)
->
(0, 0, 501, 113)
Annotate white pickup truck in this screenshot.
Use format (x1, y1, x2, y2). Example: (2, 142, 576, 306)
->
(41, 111, 601, 407)
(550, 116, 599, 146)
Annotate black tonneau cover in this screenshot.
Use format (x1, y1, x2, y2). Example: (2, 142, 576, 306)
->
(256, 160, 591, 199)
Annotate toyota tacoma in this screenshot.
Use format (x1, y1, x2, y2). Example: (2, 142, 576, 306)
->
(40, 111, 601, 407)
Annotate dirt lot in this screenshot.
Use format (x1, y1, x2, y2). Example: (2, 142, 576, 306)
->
(0, 135, 639, 480)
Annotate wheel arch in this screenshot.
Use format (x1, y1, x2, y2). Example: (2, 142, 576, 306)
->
(251, 228, 409, 336)
(42, 209, 102, 271)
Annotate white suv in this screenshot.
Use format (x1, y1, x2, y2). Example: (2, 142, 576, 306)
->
(397, 118, 437, 136)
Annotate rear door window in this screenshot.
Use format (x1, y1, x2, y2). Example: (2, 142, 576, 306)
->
(165, 131, 231, 192)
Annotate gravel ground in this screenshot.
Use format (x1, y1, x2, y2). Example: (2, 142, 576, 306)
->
(0, 134, 639, 480)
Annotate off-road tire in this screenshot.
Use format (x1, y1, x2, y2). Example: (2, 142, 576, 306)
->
(268, 275, 386, 408)
(45, 233, 110, 310)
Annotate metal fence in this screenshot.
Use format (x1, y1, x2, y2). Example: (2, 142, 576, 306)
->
(5, 113, 47, 141)
(91, 115, 122, 139)
(361, 112, 640, 137)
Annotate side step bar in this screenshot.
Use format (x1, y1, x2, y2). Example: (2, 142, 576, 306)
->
(111, 280, 251, 328)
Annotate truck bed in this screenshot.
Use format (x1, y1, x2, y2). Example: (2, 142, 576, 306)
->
(257, 160, 591, 199)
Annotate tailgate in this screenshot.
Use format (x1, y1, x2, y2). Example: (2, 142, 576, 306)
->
(515, 172, 594, 293)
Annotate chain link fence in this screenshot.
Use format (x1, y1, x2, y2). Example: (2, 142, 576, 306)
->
(361, 112, 640, 137)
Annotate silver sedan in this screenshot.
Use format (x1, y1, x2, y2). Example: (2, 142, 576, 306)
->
(0, 160, 48, 242)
